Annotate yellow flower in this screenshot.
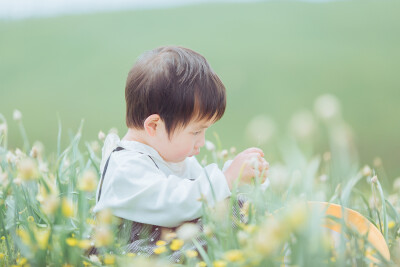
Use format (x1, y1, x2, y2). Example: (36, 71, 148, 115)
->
(103, 254, 115, 265)
(164, 232, 177, 241)
(78, 240, 92, 249)
(156, 240, 166, 246)
(94, 225, 113, 247)
(213, 260, 227, 267)
(196, 262, 207, 267)
(82, 261, 91, 266)
(243, 224, 257, 234)
(0, 253, 4, 259)
(1, 236, 5, 240)
(153, 246, 167, 254)
(40, 194, 60, 215)
(17, 158, 39, 181)
(62, 198, 74, 218)
(388, 221, 396, 229)
(170, 239, 184, 251)
(97, 209, 113, 225)
(34, 228, 50, 250)
(126, 252, 136, 257)
(224, 250, 244, 262)
(16, 257, 28, 265)
(66, 238, 78, 246)
(16, 228, 31, 245)
(78, 170, 98, 192)
(27, 216, 34, 223)
(284, 202, 308, 231)
(185, 250, 198, 258)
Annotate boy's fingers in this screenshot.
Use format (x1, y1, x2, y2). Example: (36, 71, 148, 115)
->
(243, 147, 264, 157)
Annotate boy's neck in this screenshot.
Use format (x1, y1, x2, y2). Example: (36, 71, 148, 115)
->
(122, 128, 149, 145)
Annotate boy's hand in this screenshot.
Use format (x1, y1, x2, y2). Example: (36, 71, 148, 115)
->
(223, 147, 269, 189)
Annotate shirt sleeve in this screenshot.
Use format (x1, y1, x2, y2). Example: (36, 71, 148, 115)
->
(100, 153, 231, 228)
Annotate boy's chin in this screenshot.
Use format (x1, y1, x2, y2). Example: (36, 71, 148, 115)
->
(167, 156, 188, 163)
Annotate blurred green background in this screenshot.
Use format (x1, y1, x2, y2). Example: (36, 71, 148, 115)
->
(1, 0, 399, 177)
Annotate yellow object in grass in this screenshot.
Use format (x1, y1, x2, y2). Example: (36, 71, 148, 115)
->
(170, 239, 184, 251)
(308, 201, 390, 263)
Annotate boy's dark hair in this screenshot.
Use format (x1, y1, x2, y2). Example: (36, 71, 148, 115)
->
(125, 46, 226, 137)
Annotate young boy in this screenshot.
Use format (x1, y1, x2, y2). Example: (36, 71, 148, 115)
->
(92, 46, 269, 257)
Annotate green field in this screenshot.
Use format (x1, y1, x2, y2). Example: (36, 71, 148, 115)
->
(1, 0, 399, 177)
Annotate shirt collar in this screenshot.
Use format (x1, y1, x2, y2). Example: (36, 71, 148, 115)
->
(118, 139, 164, 162)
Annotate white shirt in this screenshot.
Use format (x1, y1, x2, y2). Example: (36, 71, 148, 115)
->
(93, 134, 232, 228)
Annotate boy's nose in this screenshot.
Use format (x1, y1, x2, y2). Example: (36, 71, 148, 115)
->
(197, 136, 206, 148)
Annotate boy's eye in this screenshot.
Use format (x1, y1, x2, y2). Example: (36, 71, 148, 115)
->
(193, 131, 201, 135)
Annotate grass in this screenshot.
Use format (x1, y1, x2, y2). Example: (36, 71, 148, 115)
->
(1, 96, 400, 266)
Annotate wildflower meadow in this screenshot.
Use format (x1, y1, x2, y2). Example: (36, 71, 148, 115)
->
(1, 95, 400, 267)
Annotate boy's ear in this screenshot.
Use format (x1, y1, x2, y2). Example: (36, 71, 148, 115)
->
(144, 114, 161, 137)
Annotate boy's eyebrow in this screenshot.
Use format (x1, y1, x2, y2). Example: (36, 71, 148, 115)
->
(193, 124, 210, 130)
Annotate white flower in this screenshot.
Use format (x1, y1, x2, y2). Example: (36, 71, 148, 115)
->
(15, 148, 25, 158)
(176, 223, 199, 241)
(39, 162, 49, 173)
(319, 174, 328, 182)
(371, 175, 378, 184)
(289, 110, 316, 139)
(32, 141, 44, 157)
(89, 255, 101, 264)
(13, 109, 22, 121)
(98, 131, 105, 141)
(6, 151, 16, 164)
(205, 140, 215, 151)
(220, 149, 228, 159)
(314, 94, 341, 120)
(362, 165, 372, 177)
(30, 146, 39, 158)
(246, 115, 276, 145)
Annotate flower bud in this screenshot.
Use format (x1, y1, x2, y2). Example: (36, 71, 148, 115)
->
(13, 109, 22, 121)
(362, 165, 372, 177)
(205, 140, 215, 151)
(98, 131, 105, 141)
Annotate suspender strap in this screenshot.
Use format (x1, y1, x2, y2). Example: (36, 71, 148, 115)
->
(97, 147, 160, 203)
(97, 146, 125, 202)
(145, 153, 159, 169)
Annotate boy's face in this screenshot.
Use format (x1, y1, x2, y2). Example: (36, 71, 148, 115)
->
(154, 118, 213, 163)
